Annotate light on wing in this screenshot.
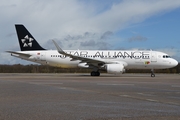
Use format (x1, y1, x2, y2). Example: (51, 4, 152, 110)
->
(105, 63, 125, 74)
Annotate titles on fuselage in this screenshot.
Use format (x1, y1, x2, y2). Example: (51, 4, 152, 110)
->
(52, 51, 150, 59)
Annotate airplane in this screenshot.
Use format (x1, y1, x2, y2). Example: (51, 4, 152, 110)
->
(7, 24, 178, 77)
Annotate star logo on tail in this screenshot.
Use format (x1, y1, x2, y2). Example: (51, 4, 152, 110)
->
(21, 35, 34, 47)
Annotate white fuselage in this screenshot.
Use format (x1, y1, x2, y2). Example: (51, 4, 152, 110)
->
(11, 50, 178, 70)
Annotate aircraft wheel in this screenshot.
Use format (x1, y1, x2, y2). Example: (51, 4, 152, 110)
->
(151, 74, 155, 77)
(91, 71, 95, 76)
(91, 71, 100, 76)
(96, 71, 100, 76)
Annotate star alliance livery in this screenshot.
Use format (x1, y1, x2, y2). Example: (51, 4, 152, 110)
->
(7, 25, 178, 77)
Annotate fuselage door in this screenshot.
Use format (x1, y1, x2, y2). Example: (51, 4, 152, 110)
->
(40, 52, 46, 61)
(36, 52, 46, 61)
(151, 52, 157, 62)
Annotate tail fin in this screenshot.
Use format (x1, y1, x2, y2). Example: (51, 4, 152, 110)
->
(15, 24, 45, 51)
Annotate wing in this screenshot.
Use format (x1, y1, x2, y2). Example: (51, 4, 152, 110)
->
(52, 40, 106, 67)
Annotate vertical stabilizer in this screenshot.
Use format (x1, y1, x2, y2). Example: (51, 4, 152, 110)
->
(15, 24, 45, 51)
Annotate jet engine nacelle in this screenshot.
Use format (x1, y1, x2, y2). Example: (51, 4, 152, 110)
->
(105, 64, 125, 74)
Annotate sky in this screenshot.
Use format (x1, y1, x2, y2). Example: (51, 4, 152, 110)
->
(0, 0, 180, 64)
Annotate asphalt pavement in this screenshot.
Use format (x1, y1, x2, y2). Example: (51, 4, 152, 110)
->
(0, 73, 180, 120)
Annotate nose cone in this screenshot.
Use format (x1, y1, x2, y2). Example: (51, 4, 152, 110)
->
(171, 59, 178, 67)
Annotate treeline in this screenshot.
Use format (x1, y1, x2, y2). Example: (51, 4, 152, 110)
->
(0, 64, 179, 73)
(0, 64, 91, 73)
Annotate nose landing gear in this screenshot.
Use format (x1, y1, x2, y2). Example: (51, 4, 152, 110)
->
(151, 69, 155, 77)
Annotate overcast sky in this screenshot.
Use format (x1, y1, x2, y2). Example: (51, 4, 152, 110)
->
(0, 0, 180, 64)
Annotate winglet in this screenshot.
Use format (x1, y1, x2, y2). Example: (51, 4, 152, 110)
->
(52, 40, 67, 55)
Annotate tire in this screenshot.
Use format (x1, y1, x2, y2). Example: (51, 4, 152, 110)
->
(151, 74, 155, 77)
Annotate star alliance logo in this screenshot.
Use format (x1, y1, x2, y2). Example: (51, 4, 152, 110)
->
(21, 35, 34, 47)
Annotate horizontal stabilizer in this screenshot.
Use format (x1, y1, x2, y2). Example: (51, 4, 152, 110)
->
(6, 51, 31, 57)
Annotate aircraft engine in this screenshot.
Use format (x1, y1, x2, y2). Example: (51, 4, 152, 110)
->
(105, 63, 125, 74)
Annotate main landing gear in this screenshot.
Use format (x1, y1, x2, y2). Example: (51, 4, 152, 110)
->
(91, 71, 100, 76)
(151, 69, 155, 77)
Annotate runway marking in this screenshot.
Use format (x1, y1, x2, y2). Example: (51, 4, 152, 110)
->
(146, 99, 158, 102)
(120, 95, 130, 97)
(171, 85, 180, 88)
(167, 102, 180, 106)
(29, 82, 63, 85)
(137, 93, 155, 96)
(97, 83, 134, 86)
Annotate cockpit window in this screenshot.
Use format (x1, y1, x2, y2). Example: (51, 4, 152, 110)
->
(163, 55, 171, 58)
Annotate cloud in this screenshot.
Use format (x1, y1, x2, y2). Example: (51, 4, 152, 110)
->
(80, 40, 96, 47)
(100, 31, 113, 40)
(80, 40, 111, 50)
(2, 0, 180, 37)
(157, 48, 179, 57)
(42, 31, 113, 50)
(128, 35, 148, 42)
(6, 33, 16, 38)
(88, 0, 180, 32)
(96, 41, 112, 50)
